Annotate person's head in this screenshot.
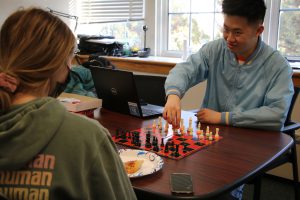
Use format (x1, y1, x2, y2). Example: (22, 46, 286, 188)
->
(221, 0, 266, 58)
(0, 7, 76, 112)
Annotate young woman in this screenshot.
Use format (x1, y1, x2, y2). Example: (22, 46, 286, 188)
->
(0, 8, 136, 200)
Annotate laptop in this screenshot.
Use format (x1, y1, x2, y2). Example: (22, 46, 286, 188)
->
(90, 67, 164, 118)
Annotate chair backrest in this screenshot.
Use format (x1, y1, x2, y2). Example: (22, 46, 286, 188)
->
(285, 86, 300, 126)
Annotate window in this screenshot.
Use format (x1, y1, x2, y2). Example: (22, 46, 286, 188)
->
(167, 0, 223, 52)
(277, 0, 300, 60)
(155, 0, 300, 60)
(76, 0, 145, 48)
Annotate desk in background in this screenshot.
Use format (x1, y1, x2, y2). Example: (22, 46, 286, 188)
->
(74, 55, 300, 87)
(95, 109, 293, 199)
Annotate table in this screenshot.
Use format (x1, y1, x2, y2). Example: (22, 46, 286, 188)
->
(94, 108, 294, 199)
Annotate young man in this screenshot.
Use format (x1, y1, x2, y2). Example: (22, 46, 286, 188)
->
(164, 0, 294, 132)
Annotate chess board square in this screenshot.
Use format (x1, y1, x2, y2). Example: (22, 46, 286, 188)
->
(194, 142, 205, 146)
(180, 142, 190, 146)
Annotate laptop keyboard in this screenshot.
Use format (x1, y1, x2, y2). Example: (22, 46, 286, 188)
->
(141, 108, 162, 115)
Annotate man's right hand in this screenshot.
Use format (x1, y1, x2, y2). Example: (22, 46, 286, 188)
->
(163, 94, 181, 129)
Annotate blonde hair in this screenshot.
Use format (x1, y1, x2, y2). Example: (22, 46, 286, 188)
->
(0, 7, 76, 112)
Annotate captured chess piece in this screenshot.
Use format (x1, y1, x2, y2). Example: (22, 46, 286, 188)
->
(138, 25, 151, 58)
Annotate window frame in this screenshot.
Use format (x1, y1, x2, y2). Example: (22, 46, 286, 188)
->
(152, 0, 299, 61)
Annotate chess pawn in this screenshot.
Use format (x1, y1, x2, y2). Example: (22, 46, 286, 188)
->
(196, 122, 201, 135)
(158, 117, 162, 130)
(164, 122, 169, 133)
(205, 126, 210, 137)
(173, 128, 179, 136)
(158, 123, 163, 130)
(189, 129, 193, 136)
(215, 128, 220, 139)
(152, 120, 156, 129)
(209, 132, 213, 141)
(158, 116, 162, 124)
(206, 126, 210, 134)
(199, 130, 204, 140)
(180, 126, 184, 133)
(187, 126, 193, 133)
(188, 117, 193, 132)
(180, 118, 184, 129)
(181, 125, 186, 134)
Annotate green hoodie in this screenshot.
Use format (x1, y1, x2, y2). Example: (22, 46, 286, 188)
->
(0, 98, 137, 200)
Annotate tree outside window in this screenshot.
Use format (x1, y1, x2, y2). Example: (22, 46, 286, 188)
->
(278, 0, 300, 59)
(168, 0, 223, 52)
(168, 0, 300, 61)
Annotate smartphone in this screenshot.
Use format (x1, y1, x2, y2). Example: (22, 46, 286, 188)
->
(170, 173, 193, 194)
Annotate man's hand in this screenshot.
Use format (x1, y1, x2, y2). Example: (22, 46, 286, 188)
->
(163, 94, 181, 129)
(195, 108, 221, 124)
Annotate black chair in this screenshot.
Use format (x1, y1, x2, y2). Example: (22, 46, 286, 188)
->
(252, 86, 300, 200)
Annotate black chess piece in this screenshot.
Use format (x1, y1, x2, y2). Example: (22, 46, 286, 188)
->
(160, 138, 164, 147)
(153, 144, 159, 152)
(121, 130, 127, 139)
(145, 140, 152, 148)
(169, 141, 175, 152)
(174, 144, 180, 157)
(152, 136, 157, 146)
(164, 142, 169, 153)
(115, 129, 120, 139)
(127, 131, 131, 139)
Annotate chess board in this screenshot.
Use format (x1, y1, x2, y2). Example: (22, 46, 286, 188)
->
(113, 122, 222, 160)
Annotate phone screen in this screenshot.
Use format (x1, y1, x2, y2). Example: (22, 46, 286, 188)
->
(170, 173, 193, 194)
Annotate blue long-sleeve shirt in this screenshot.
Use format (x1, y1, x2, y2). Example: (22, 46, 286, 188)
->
(165, 38, 294, 131)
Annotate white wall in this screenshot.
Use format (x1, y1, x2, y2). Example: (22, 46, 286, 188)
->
(0, 0, 74, 28)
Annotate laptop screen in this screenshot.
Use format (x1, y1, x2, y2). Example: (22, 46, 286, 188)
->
(89, 67, 142, 116)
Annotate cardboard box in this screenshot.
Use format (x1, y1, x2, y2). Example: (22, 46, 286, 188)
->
(57, 93, 102, 112)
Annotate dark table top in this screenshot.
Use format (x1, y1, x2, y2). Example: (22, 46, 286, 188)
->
(94, 108, 293, 199)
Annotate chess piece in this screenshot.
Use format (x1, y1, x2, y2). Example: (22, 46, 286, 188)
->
(209, 132, 213, 141)
(164, 142, 169, 153)
(152, 119, 156, 129)
(158, 116, 162, 130)
(160, 138, 165, 147)
(197, 122, 201, 135)
(188, 117, 193, 132)
(215, 128, 220, 139)
(174, 144, 180, 157)
(164, 122, 169, 133)
(206, 126, 210, 138)
(199, 130, 204, 140)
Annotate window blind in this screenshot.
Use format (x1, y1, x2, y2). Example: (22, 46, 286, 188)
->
(78, 0, 144, 24)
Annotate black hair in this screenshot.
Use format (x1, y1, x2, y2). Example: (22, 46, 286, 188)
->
(222, 0, 266, 24)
